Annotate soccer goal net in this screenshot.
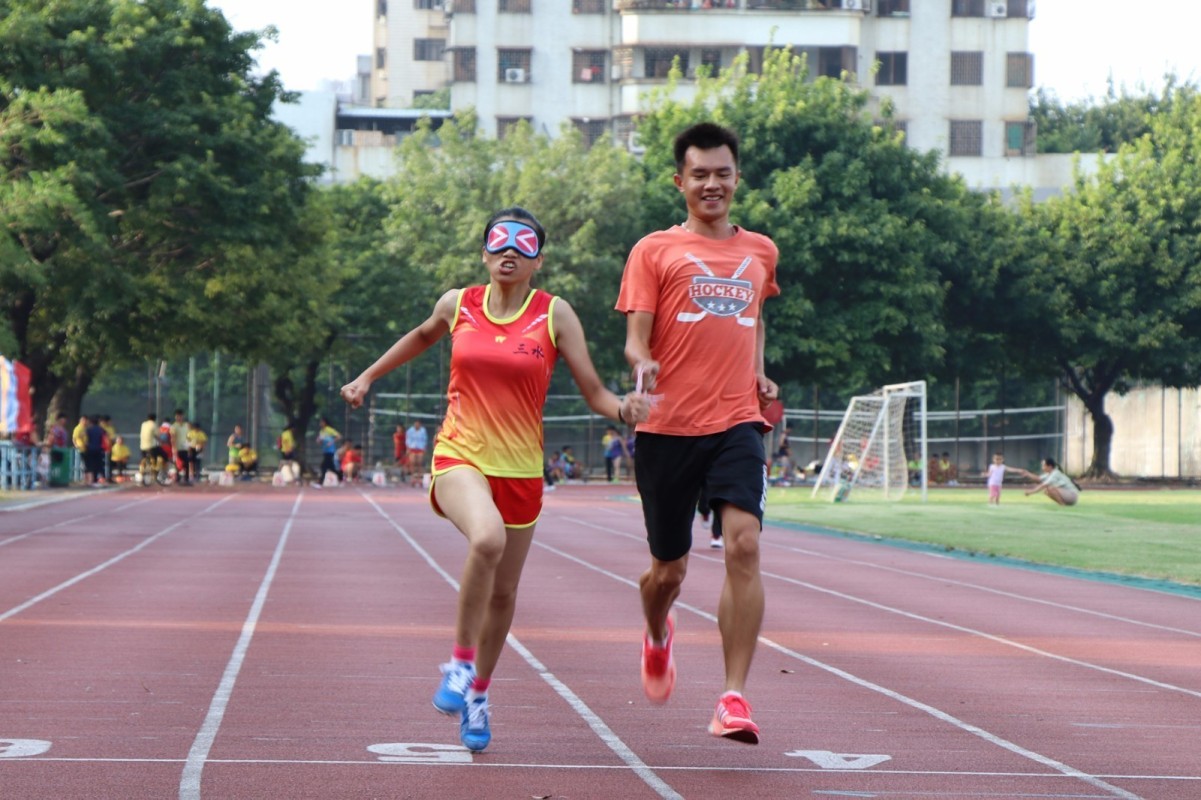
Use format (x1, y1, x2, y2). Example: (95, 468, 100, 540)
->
(812, 380, 928, 503)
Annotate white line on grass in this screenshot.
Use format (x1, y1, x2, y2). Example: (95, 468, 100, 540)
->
(553, 516, 1144, 800)
(362, 493, 683, 800)
(178, 491, 304, 800)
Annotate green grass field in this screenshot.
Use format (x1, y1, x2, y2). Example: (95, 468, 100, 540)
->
(765, 485, 1201, 587)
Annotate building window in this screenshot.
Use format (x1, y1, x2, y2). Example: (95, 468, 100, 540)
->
(1006, 52, 1033, 88)
(453, 0, 476, 10)
(414, 0, 443, 8)
(572, 118, 608, 148)
(950, 52, 983, 86)
(951, 0, 984, 16)
(877, 0, 909, 14)
(414, 39, 446, 62)
(818, 46, 857, 80)
(699, 48, 722, 76)
(497, 117, 532, 139)
(573, 0, 605, 11)
(377, 0, 387, 16)
(573, 50, 607, 84)
(645, 47, 688, 79)
(875, 52, 907, 86)
(1005, 120, 1036, 156)
(498, 49, 532, 82)
(376, 47, 386, 69)
(499, 0, 531, 12)
(1007, 0, 1033, 17)
(949, 120, 983, 156)
(453, 48, 476, 82)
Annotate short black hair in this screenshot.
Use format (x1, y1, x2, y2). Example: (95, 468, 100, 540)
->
(483, 206, 546, 251)
(673, 122, 740, 172)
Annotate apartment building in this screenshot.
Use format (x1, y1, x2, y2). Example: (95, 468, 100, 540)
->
(382, 1, 1033, 157)
(371, 0, 452, 107)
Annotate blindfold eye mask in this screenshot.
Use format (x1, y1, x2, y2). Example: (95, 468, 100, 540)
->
(485, 221, 541, 258)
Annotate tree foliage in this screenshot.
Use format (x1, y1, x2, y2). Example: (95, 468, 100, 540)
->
(380, 113, 645, 386)
(1030, 76, 1198, 154)
(1011, 90, 1201, 477)
(0, 0, 318, 426)
(632, 48, 1011, 399)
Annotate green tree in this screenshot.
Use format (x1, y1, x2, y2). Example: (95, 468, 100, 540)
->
(632, 49, 1009, 399)
(1030, 76, 1197, 154)
(0, 0, 318, 429)
(1011, 92, 1201, 478)
(379, 114, 645, 387)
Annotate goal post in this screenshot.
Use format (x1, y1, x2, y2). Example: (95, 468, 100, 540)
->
(812, 380, 928, 502)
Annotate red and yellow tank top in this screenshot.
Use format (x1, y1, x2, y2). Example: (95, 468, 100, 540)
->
(432, 285, 559, 478)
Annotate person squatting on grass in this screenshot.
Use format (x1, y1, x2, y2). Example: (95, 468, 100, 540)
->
(617, 121, 780, 745)
(340, 207, 649, 752)
(1022, 457, 1082, 506)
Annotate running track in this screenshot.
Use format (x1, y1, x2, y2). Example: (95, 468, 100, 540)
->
(1, 484, 1199, 800)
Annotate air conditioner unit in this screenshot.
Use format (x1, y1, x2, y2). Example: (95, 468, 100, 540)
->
(843, 0, 863, 10)
(504, 67, 527, 83)
(986, 1, 1008, 18)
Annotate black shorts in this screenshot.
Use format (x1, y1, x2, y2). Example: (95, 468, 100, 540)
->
(634, 422, 767, 562)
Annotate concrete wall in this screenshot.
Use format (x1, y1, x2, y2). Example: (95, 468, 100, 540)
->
(1065, 386, 1201, 478)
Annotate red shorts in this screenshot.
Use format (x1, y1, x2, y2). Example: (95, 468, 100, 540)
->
(429, 456, 543, 529)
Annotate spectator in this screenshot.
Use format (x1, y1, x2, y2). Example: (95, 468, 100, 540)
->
(170, 409, 191, 484)
(342, 442, 364, 483)
(188, 422, 207, 482)
(227, 424, 245, 469)
(110, 435, 131, 481)
(405, 419, 428, 487)
(561, 445, 583, 481)
(313, 416, 342, 487)
(83, 415, 107, 485)
(47, 414, 70, 448)
(238, 444, 259, 479)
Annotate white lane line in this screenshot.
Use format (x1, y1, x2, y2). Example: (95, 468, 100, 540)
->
(0, 495, 234, 623)
(362, 493, 683, 800)
(9, 756, 1201, 783)
(552, 517, 1144, 800)
(0, 495, 158, 548)
(178, 491, 304, 800)
(766, 538, 1201, 637)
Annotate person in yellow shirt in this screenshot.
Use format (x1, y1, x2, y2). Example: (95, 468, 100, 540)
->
(187, 422, 208, 482)
(110, 436, 131, 482)
(72, 415, 88, 453)
(238, 444, 259, 480)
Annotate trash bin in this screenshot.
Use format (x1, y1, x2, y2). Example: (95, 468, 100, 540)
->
(49, 447, 73, 487)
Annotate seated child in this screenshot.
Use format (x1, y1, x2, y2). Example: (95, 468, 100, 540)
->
(238, 445, 259, 479)
(341, 442, 364, 483)
(110, 436, 131, 481)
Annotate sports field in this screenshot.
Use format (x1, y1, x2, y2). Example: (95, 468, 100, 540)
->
(767, 486, 1201, 588)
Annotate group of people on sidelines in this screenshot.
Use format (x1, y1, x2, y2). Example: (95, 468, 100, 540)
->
(341, 122, 774, 754)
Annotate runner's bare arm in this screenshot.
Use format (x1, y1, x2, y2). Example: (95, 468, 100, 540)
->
(623, 310, 659, 392)
(340, 289, 459, 408)
(556, 300, 649, 424)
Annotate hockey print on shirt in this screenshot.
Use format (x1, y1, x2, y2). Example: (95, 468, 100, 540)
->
(677, 253, 757, 327)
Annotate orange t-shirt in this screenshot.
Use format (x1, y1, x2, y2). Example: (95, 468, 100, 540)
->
(432, 285, 559, 477)
(616, 225, 780, 436)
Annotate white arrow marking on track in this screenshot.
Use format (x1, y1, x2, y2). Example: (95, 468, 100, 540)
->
(785, 750, 891, 770)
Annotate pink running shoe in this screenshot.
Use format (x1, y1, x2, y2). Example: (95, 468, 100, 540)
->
(709, 693, 760, 744)
(640, 610, 676, 704)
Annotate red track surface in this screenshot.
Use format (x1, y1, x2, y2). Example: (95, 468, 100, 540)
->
(1, 483, 1199, 799)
